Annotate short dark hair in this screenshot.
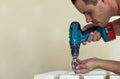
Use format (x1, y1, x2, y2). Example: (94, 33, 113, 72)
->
(71, 0, 97, 5)
(71, 0, 77, 4)
(83, 0, 97, 5)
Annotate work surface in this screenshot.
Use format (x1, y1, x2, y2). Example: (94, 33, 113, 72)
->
(34, 70, 120, 79)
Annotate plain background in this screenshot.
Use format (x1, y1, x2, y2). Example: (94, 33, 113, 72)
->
(0, 0, 120, 79)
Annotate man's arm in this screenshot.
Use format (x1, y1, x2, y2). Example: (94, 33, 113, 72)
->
(98, 58, 120, 74)
(74, 58, 120, 75)
(82, 18, 120, 44)
(112, 18, 120, 36)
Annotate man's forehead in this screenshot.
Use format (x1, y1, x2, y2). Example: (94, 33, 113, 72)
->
(74, 0, 87, 13)
(75, 0, 87, 9)
(75, 0, 85, 4)
(75, 0, 95, 13)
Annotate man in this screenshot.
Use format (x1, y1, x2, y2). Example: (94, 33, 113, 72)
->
(71, 0, 120, 74)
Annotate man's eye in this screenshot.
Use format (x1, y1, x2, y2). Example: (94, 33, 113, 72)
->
(83, 11, 91, 15)
(86, 12, 91, 14)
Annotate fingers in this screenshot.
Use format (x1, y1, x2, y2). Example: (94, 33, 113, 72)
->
(75, 63, 89, 74)
(96, 31, 101, 41)
(75, 68, 89, 74)
(82, 24, 95, 31)
(91, 31, 101, 41)
(76, 63, 87, 69)
(82, 24, 101, 45)
(82, 41, 87, 45)
(87, 30, 101, 42)
(87, 32, 94, 42)
(72, 58, 99, 74)
(71, 59, 84, 72)
(76, 59, 83, 64)
(82, 31, 101, 44)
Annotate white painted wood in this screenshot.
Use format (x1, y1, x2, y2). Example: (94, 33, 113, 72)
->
(34, 70, 120, 79)
(34, 71, 68, 79)
(82, 70, 107, 79)
(59, 71, 80, 79)
(110, 72, 120, 79)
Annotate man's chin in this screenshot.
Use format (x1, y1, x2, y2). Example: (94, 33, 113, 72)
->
(97, 23, 107, 27)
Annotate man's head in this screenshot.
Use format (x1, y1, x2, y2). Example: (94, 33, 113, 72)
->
(71, 0, 118, 27)
(71, 0, 97, 5)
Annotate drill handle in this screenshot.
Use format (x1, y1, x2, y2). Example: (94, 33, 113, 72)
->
(81, 26, 99, 35)
(81, 23, 116, 42)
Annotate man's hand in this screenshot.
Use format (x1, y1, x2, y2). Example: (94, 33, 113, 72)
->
(72, 57, 101, 74)
(82, 24, 101, 45)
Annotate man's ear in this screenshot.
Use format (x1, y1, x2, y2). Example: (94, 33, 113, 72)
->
(102, 0, 107, 4)
(98, 0, 107, 4)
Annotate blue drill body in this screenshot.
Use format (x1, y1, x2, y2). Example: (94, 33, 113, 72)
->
(69, 22, 115, 71)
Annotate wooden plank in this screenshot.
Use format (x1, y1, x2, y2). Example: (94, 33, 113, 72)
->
(83, 70, 107, 79)
(59, 71, 80, 79)
(110, 72, 120, 79)
(34, 71, 68, 79)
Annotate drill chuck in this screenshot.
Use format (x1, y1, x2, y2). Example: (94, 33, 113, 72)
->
(70, 44, 79, 59)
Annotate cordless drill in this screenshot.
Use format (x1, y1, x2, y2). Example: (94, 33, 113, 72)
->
(69, 21, 116, 71)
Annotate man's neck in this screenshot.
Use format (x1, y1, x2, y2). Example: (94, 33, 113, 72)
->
(115, 0, 120, 15)
(108, 0, 120, 16)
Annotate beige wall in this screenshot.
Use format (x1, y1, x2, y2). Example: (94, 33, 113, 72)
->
(0, 0, 120, 79)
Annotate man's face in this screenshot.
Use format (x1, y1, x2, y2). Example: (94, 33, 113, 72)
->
(74, 0, 111, 27)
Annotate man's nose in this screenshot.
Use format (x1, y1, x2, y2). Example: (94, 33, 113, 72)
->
(85, 15, 92, 23)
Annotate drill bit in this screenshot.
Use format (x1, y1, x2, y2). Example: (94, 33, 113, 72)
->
(73, 58, 77, 74)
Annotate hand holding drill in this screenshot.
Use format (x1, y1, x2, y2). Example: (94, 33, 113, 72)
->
(69, 22, 116, 73)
